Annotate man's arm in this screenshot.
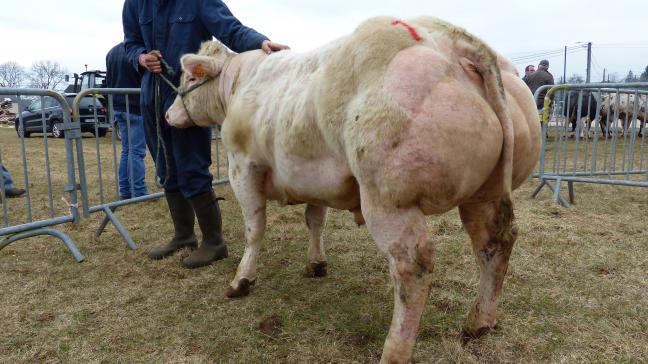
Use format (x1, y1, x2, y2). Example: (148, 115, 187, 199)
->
(200, 0, 272, 53)
(122, 0, 147, 72)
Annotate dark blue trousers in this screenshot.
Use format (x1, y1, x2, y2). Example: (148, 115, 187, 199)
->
(141, 102, 213, 199)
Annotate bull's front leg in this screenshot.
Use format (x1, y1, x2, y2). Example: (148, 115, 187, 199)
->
(225, 154, 267, 298)
(304, 204, 329, 277)
(362, 194, 434, 364)
(458, 198, 517, 342)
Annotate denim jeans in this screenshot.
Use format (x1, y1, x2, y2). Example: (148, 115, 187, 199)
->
(115, 112, 148, 198)
(1, 165, 13, 190)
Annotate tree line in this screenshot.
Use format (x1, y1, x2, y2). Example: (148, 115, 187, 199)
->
(0, 61, 68, 90)
(561, 65, 648, 84)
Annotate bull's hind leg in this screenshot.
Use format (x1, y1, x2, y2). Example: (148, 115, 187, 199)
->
(225, 155, 267, 298)
(304, 204, 328, 277)
(362, 197, 434, 364)
(458, 198, 517, 341)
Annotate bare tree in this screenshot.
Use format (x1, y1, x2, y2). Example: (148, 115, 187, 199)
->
(0, 61, 26, 88)
(567, 74, 584, 84)
(639, 65, 648, 82)
(27, 60, 68, 90)
(624, 70, 639, 83)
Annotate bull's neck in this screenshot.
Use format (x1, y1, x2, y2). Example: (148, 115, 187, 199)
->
(218, 56, 240, 116)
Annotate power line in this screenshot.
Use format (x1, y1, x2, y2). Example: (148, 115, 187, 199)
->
(507, 47, 570, 57)
(510, 49, 583, 65)
(509, 46, 581, 60)
(507, 45, 582, 57)
(509, 47, 583, 63)
(595, 41, 648, 47)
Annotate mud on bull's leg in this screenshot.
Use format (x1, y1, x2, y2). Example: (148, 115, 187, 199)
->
(225, 155, 267, 298)
(458, 198, 517, 342)
(362, 196, 434, 364)
(304, 204, 329, 278)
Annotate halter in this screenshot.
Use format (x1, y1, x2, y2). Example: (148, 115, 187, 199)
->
(151, 58, 215, 187)
(156, 60, 215, 127)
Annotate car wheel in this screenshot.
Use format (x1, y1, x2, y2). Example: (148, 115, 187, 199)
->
(52, 123, 64, 138)
(92, 128, 108, 137)
(114, 124, 122, 141)
(15, 123, 30, 138)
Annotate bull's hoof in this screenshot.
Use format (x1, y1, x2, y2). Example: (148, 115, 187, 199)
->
(461, 326, 491, 345)
(304, 262, 328, 278)
(224, 278, 255, 298)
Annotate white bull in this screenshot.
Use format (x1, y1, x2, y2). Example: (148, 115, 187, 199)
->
(167, 16, 541, 363)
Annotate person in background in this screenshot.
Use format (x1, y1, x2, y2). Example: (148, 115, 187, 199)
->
(522, 64, 535, 83)
(106, 42, 149, 200)
(525, 59, 554, 110)
(0, 164, 26, 202)
(122, 0, 289, 268)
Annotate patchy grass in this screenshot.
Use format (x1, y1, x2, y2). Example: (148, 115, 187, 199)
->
(1, 126, 647, 363)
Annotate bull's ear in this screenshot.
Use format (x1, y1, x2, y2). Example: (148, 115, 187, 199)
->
(181, 54, 223, 78)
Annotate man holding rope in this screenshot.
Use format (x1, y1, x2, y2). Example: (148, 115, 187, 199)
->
(122, 0, 288, 268)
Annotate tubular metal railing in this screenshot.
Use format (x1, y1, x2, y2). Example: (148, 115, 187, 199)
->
(531, 82, 648, 206)
(1, 87, 229, 262)
(72, 88, 229, 250)
(0, 88, 85, 262)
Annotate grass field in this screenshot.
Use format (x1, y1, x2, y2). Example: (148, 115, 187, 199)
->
(1, 126, 647, 363)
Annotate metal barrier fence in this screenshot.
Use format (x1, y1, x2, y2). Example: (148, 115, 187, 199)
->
(0, 87, 228, 262)
(0, 88, 84, 262)
(72, 88, 229, 250)
(531, 82, 648, 206)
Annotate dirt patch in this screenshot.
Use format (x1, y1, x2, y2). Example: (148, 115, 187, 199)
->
(259, 314, 283, 336)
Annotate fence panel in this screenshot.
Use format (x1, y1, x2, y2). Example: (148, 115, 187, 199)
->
(71, 88, 229, 249)
(0, 88, 84, 262)
(532, 82, 648, 206)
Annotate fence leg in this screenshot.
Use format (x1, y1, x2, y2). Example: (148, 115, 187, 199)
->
(101, 206, 137, 250)
(0, 228, 85, 263)
(544, 179, 570, 208)
(531, 180, 547, 198)
(95, 206, 117, 238)
(567, 181, 575, 204)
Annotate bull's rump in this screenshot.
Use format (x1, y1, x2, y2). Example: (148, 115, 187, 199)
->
(344, 45, 506, 214)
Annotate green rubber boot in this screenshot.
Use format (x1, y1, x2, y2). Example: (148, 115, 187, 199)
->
(182, 190, 228, 268)
(148, 191, 198, 260)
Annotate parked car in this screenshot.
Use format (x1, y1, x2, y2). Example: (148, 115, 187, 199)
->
(15, 94, 108, 138)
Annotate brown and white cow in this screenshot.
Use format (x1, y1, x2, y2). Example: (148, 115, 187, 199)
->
(600, 93, 647, 136)
(167, 16, 541, 364)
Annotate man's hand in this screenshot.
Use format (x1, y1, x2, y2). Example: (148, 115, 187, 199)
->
(261, 40, 290, 54)
(139, 50, 163, 73)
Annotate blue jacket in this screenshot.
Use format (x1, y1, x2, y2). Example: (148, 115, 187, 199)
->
(122, 0, 268, 110)
(105, 42, 142, 115)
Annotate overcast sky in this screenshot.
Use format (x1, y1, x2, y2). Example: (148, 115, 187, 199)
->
(1, 0, 647, 83)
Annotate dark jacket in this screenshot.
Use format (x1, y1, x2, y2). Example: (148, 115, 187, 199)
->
(106, 42, 142, 115)
(122, 0, 268, 111)
(525, 69, 554, 108)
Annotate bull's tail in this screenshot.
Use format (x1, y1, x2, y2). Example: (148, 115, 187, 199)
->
(411, 17, 514, 202)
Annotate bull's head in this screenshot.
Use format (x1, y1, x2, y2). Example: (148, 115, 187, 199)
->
(166, 41, 231, 128)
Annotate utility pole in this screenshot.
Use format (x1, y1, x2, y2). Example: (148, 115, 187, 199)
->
(563, 46, 567, 84)
(602, 68, 606, 83)
(585, 42, 592, 83)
